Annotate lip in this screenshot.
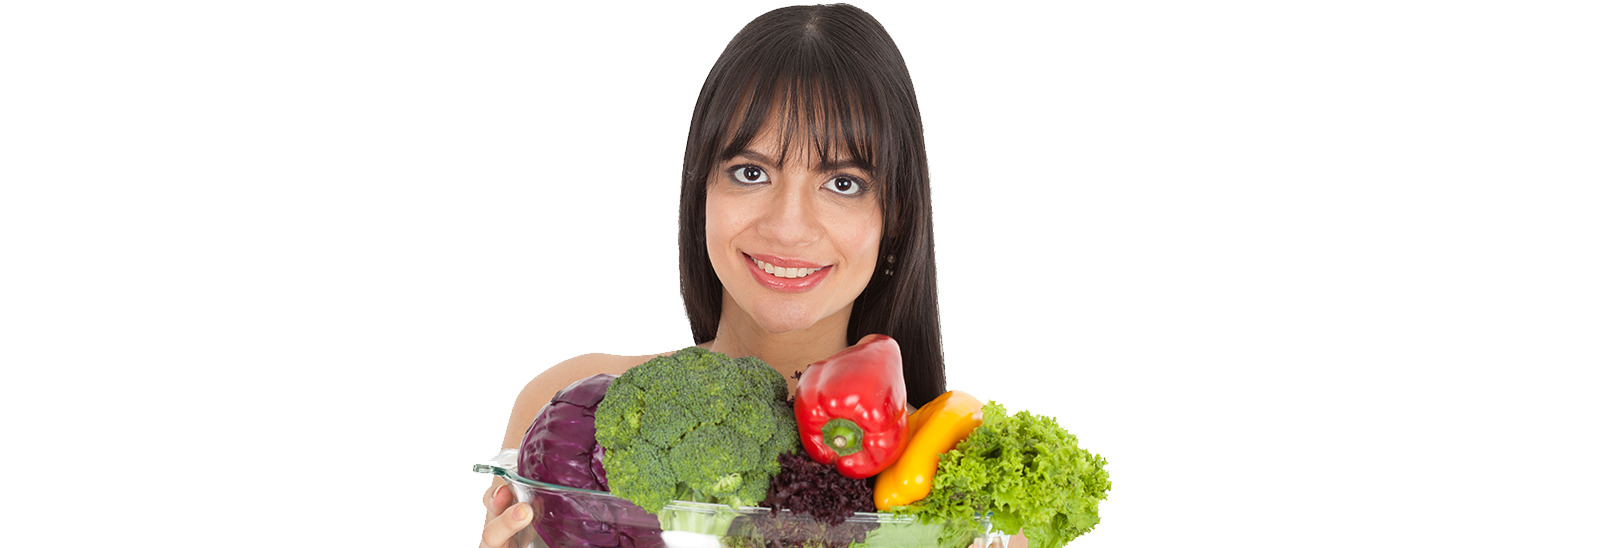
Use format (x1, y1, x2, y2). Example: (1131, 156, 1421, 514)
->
(743, 252, 832, 293)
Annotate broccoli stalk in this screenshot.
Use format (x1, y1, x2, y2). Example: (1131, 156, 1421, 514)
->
(595, 347, 802, 536)
(657, 502, 742, 543)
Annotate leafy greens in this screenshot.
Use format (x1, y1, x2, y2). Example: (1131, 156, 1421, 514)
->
(896, 402, 1110, 548)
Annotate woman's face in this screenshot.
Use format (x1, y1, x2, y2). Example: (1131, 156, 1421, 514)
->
(705, 125, 883, 336)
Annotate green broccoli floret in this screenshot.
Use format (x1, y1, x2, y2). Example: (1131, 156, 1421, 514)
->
(595, 346, 801, 519)
(599, 442, 677, 513)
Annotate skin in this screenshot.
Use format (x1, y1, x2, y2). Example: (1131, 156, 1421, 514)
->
(481, 123, 1027, 548)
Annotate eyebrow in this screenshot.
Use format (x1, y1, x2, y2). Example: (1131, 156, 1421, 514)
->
(733, 149, 865, 172)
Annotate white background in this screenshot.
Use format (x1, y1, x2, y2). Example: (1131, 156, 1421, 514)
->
(473, 3, 1113, 544)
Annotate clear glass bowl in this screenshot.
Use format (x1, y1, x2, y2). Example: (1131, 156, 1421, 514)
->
(474, 449, 1007, 548)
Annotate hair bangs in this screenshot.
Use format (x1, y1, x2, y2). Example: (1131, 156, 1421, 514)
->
(711, 31, 885, 182)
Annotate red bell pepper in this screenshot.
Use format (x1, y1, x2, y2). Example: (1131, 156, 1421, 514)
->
(793, 334, 910, 479)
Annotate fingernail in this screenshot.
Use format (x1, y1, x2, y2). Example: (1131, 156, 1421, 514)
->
(511, 503, 528, 521)
(493, 484, 506, 501)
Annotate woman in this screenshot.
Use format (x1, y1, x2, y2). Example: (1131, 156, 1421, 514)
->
(480, 4, 1019, 546)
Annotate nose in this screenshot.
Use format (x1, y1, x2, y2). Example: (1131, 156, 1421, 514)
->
(755, 179, 823, 247)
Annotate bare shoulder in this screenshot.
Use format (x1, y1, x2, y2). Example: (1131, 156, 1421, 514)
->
(540, 345, 709, 381)
(496, 347, 702, 449)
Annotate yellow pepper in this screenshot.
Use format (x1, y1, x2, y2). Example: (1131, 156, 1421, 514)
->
(872, 390, 984, 510)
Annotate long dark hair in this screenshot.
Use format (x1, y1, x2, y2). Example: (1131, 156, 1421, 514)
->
(677, 4, 946, 407)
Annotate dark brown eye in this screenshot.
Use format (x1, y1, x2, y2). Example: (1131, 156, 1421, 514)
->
(828, 177, 861, 195)
(731, 165, 768, 184)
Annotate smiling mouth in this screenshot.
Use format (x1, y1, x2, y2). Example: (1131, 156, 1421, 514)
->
(752, 258, 824, 279)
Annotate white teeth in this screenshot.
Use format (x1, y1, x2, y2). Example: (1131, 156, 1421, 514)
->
(753, 259, 822, 279)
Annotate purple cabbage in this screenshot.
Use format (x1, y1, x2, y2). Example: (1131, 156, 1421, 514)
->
(519, 373, 616, 490)
(517, 373, 664, 548)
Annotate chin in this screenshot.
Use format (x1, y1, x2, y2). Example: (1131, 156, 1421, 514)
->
(750, 307, 820, 336)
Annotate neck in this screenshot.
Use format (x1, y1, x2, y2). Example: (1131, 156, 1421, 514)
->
(708, 289, 853, 394)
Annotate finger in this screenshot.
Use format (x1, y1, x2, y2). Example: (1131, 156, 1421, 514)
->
(481, 502, 532, 548)
(483, 481, 510, 513)
(492, 483, 515, 513)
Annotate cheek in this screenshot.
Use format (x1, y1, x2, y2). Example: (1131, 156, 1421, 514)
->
(704, 192, 737, 250)
(836, 211, 883, 275)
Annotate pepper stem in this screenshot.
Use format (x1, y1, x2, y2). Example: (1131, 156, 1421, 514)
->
(820, 418, 864, 457)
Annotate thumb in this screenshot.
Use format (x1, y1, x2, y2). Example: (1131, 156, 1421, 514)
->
(481, 501, 533, 548)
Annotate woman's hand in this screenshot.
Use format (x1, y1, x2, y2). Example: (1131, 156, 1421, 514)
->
(480, 478, 532, 548)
